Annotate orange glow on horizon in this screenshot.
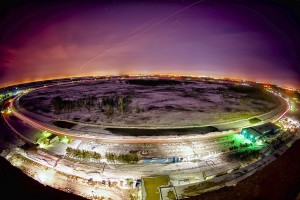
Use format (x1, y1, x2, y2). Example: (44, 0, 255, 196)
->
(0, 72, 298, 90)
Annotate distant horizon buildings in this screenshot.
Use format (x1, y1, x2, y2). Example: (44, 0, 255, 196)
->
(1, 73, 299, 91)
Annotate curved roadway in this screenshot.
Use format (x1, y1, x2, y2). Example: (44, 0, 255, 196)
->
(7, 81, 290, 143)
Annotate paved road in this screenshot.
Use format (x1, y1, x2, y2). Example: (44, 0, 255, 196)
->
(0, 100, 24, 152)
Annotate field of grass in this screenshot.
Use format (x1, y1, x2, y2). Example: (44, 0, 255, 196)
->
(19, 80, 281, 128)
(143, 175, 169, 200)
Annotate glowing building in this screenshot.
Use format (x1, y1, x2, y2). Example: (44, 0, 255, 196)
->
(241, 122, 281, 142)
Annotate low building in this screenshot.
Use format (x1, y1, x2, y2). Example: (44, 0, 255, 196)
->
(241, 122, 281, 142)
(251, 122, 281, 136)
(49, 135, 60, 144)
(241, 128, 262, 142)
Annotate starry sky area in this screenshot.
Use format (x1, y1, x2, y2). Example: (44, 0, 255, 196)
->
(0, 0, 300, 88)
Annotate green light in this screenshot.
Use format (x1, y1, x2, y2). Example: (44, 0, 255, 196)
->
(233, 134, 252, 144)
(42, 131, 52, 138)
(59, 135, 71, 144)
(38, 143, 48, 149)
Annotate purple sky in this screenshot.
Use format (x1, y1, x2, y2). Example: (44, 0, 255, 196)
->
(0, 0, 300, 88)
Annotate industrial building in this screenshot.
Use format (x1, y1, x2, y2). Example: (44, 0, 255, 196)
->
(241, 122, 281, 142)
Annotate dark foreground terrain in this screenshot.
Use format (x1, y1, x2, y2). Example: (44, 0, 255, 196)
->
(0, 157, 85, 200)
(192, 139, 300, 200)
(0, 139, 300, 200)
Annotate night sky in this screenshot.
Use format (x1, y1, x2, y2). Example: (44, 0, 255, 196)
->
(0, 0, 300, 88)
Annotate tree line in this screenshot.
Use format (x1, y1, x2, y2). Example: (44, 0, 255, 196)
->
(65, 148, 140, 164)
(105, 152, 139, 164)
(51, 95, 137, 117)
(66, 147, 102, 160)
(52, 96, 98, 114)
(101, 95, 132, 117)
(229, 149, 260, 161)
